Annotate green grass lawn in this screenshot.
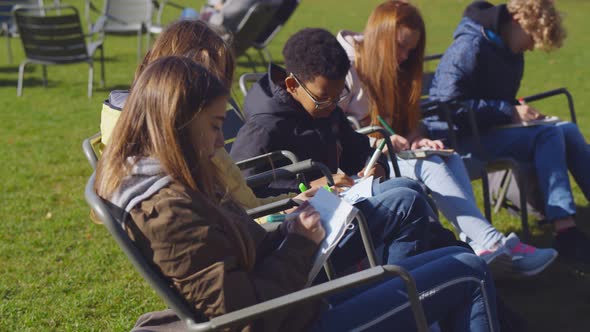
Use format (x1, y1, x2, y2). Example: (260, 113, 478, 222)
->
(1, 0, 589, 330)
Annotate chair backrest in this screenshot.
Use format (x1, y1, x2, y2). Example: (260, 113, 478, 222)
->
(238, 72, 264, 97)
(223, 98, 245, 152)
(102, 0, 153, 32)
(231, 2, 279, 57)
(0, 0, 40, 32)
(421, 53, 442, 98)
(14, 5, 90, 64)
(253, 0, 300, 48)
(84, 173, 205, 326)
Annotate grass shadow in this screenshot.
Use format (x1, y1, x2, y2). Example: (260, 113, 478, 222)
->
(96, 84, 130, 92)
(0, 66, 34, 74)
(0, 78, 55, 88)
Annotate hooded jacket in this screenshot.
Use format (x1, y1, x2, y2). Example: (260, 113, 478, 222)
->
(230, 64, 379, 197)
(109, 157, 321, 331)
(98, 90, 295, 218)
(428, 1, 524, 137)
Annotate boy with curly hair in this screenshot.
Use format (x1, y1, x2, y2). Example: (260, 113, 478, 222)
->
(429, 0, 590, 266)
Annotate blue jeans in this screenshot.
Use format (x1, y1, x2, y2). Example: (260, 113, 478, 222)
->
(397, 153, 505, 250)
(330, 177, 445, 268)
(309, 246, 499, 332)
(464, 122, 590, 221)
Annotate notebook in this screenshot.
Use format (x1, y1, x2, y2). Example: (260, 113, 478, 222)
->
(306, 187, 359, 285)
(397, 148, 455, 160)
(495, 116, 561, 129)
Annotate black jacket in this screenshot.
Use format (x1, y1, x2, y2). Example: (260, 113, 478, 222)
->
(230, 64, 379, 197)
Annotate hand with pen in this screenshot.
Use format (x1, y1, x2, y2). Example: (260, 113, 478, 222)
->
(377, 115, 444, 152)
(283, 201, 326, 245)
(513, 99, 547, 122)
(310, 173, 355, 189)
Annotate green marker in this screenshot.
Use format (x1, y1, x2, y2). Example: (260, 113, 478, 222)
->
(377, 115, 396, 135)
(299, 183, 309, 193)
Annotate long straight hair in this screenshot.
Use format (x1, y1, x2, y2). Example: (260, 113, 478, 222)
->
(135, 19, 235, 89)
(95, 57, 228, 200)
(355, 1, 425, 136)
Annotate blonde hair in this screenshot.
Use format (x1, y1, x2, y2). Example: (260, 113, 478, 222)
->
(136, 20, 235, 89)
(95, 57, 228, 200)
(507, 0, 566, 50)
(355, 0, 425, 136)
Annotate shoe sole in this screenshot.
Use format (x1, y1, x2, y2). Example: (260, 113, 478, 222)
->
(513, 251, 559, 277)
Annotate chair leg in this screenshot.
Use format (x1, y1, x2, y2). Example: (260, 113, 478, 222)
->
(42, 65, 48, 87)
(137, 27, 143, 63)
(244, 51, 257, 73)
(6, 32, 12, 64)
(17, 61, 29, 96)
(263, 46, 272, 64)
(481, 169, 492, 223)
(515, 170, 530, 241)
(88, 61, 94, 98)
(493, 169, 512, 214)
(99, 46, 105, 87)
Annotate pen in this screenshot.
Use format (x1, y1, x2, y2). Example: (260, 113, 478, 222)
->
(267, 212, 301, 223)
(377, 115, 396, 136)
(299, 182, 334, 193)
(299, 183, 309, 193)
(363, 139, 386, 177)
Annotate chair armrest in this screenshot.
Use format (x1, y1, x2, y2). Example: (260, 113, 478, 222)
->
(424, 53, 443, 62)
(186, 264, 428, 332)
(520, 87, 576, 124)
(356, 126, 400, 177)
(82, 132, 101, 169)
(235, 150, 298, 171)
(239, 73, 265, 97)
(246, 198, 297, 219)
(420, 100, 458, 150)
(245, 159, 334, 188)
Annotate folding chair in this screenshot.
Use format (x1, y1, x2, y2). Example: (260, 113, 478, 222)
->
(238, 72, 264, 97)
(85, 170, 428, 331)
(422, 52, 578, 239)
(85, 0, 177, 61)
(0, 0, 50, 63)
(227, 2, 279, 70)
(13, 4, 104, 97)
(251, 0, 300, 64)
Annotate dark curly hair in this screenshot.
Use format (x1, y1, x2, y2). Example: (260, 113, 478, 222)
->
(282, 28, 350, 82)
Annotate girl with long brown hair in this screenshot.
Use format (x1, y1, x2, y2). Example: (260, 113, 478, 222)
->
(95, 55, 500, 332)
(337, 0, 556, 278)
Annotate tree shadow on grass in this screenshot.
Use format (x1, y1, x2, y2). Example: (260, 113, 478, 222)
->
(0, 65, 34, 74)
(0, 78, 54, 88)
(96, 84, 130, 93)
(494, 203, 590, 332)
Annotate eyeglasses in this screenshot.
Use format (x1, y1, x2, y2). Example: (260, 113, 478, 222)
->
(290, 73, 350, 110)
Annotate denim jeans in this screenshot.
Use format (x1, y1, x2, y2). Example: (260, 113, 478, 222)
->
(464, 121, 590, 221)
(309, 246, 499, 332)
(329, 177, 442, 268)
(396, 153, 505, 250)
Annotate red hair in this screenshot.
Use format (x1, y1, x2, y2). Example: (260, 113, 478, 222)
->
(355, 0, 425, 136)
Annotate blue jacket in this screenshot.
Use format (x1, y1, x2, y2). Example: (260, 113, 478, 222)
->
(428, 1, 523, 137)
(230, 64, 377, 197)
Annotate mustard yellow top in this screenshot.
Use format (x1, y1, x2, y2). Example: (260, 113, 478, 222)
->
(100, 102, 295, 222)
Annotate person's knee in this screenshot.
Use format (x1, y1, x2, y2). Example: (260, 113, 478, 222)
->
(379, 187, 432, 217)
(380, 177, 426, 195)
(452, 252, 489, 278)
